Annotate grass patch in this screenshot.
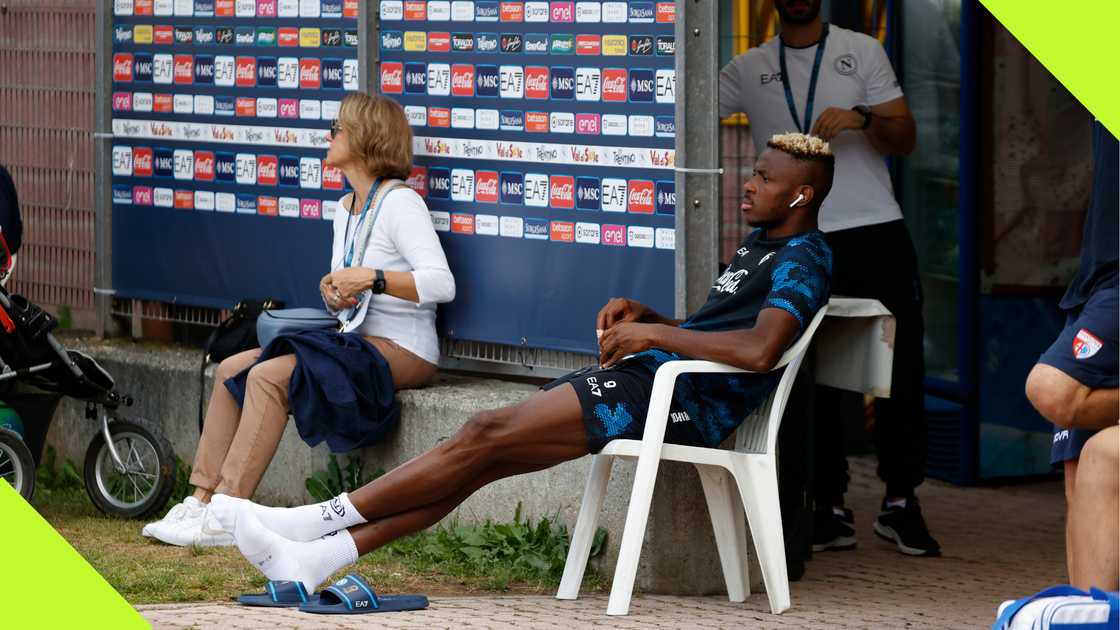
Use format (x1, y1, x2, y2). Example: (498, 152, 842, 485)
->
(34, 490, 608, 605)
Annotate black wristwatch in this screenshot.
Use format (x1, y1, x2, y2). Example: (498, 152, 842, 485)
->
(372, 269, 387, 294)
(852, 105, 873, 130)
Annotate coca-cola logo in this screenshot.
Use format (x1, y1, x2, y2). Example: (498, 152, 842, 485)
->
(525, 66, 548, 98)
(379, 62, 403, 93)
(194, 151, 215, 180)
(628, 180, 655, 213)
(173, 55, 193, 83)
(257, 156, 278, 185)
(235, 57, 256, 86)
(475, 171, 498, 202)
(451, 64, 475, 96)
(300, 59, 321, 88)
(133, 148, 153, 176)
(405, 166, 426, 195)
(113, 54, 133, 81)
(602, 68, 627, 101)
(550, 175, 574, 208)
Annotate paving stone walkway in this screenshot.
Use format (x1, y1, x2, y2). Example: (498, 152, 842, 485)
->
(139, 457, 1067, 629)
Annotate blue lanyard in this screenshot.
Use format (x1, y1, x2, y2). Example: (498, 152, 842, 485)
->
(779, 23, 829, 134)
(342, 179, 380, 269)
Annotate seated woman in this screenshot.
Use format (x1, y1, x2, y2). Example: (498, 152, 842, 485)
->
(143, 93, 455, 546)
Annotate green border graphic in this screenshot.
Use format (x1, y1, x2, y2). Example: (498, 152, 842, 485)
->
(0, 483, 147, 628)
(981, 0, 1120, 138)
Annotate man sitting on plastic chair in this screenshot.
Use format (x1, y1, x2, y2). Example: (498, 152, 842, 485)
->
(207, 132, 835, 595)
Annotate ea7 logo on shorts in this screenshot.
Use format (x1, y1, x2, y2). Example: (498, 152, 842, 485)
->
(1073, 329, 1103, 360)
(585, 376, 616, 397)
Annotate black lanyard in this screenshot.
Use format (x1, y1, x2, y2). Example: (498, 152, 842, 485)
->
(779, 23, 829, 133)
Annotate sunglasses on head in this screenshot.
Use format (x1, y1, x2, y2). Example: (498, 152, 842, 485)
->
(329, 119, 341, 137)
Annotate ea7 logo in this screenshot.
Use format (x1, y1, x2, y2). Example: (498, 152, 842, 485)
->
(427, 63, 451, 95)
(499, 65, 523, 98)
(655, 69, 675, 103)
(523, 173, 548, 206)
(451, 169, 475, 201)
(575, 67, 600, 101)
(600, 178, 626, 212)
(585, 376, 616, 397)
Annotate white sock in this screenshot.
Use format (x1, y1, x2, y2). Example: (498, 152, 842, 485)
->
(885, 497, 908, 509)
(232, 507, 358, 592)
(210, 493, 367, 542)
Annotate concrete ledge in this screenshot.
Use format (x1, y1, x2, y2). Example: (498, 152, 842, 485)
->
(43, 335, 759, 594)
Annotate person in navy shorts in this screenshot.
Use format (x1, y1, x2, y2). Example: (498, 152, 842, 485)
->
(1025, 120, 1118, 586)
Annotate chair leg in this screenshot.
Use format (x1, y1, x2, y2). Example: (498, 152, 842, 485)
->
(557, 454, 614, 600)
(606, 450, 665, 615)
(696, 464, 748, 603)
(731, 457, 790, 614)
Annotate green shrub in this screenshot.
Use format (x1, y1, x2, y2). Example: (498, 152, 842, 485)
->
(305, 454, 384, 503)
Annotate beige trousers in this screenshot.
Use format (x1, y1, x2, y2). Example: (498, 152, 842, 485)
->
(189, 336, 436, 498)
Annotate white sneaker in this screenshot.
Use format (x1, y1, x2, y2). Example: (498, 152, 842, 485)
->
(142, 496, 203, 539)
(193, 507, 235, 547)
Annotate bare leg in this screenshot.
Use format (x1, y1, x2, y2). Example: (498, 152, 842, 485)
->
(1063, 459, 1078, 583)
(349, 461, 553, 554)
(347, 383, 589, 521)
(1069, 426, 1119, 590)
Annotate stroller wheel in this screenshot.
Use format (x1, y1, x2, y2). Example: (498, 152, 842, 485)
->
(0, 426, 35, 502)
(83, 418, 176, 519)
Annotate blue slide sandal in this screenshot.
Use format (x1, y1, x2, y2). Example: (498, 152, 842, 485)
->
(237, 580, 315, 607)
(299, 574, 429, 614)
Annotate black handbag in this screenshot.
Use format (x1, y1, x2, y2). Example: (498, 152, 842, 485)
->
(198, 298, 284, 433)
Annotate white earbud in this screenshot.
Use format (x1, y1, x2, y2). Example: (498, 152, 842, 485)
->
(789, 193, 806, 208)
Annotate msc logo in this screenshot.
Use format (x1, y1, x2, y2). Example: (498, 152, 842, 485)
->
(428, 167, 451, 199)
(153, 148, 175, 178)
(499, 171, 523, 204)
(193, 55, 215, 84)
(133, 53, 154, 82)
(214, 152, 236, 182)
(628, 68, 654, 102)
(655, 181, 676, 215)
(576, 176, 600, 210)
(278, 155, 300, 187)
(476, 64, 499, 97)
(381, 30, 404, 51)
(405, 62, 427, 93)
(550, 66, 575, 99)
(322, 58, 344, 89)
(257, 57, 278, 87)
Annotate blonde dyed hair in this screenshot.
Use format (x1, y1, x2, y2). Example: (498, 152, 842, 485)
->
(337, 93, 413, 179)
(767, 132, 834, 162)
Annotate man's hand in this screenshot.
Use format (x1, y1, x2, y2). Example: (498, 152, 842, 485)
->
(329, 267, 373, 303)
(810, 107, 865, 141)
(599, 322, 661, 368)
(320, 272, 349, 310)
(596, 298, 652, 335)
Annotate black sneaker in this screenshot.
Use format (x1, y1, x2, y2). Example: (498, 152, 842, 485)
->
(812, 507, 857, 552)
(873, 497, 941, 557)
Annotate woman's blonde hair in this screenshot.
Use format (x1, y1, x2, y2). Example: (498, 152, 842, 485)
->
(336, 93, 413, 180)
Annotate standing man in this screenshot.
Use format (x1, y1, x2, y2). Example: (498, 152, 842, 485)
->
(720, 0, 940, 556)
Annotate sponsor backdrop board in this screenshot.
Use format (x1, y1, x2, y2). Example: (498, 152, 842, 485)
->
(380, 0, 677, 353)
(110, 0, 360, 307)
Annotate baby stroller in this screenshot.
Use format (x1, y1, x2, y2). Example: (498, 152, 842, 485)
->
(0, 236, 176, 518)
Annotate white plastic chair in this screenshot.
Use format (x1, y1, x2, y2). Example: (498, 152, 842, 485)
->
(556, 306, 828, 616)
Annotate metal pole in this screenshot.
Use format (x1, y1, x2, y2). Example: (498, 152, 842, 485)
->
(675, 0, 720, 319)
(94, 0, 115, 338)
(360, 0, 379, 93)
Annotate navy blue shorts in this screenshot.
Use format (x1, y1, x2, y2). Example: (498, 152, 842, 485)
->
(1039, 285, 1119, 464)
(542, 362, 706, 454)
